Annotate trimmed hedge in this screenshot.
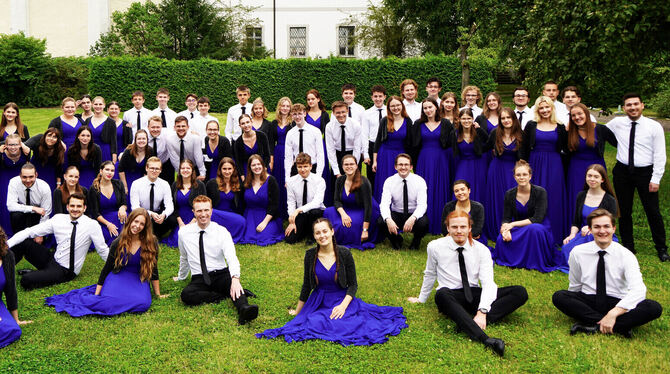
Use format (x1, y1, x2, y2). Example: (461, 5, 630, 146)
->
(88, 56, 496, 112)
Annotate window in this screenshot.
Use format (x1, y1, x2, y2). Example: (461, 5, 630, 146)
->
(289, 26, 307, 57)
(338, 26, 355, 57)
(245, 27, 262, 48)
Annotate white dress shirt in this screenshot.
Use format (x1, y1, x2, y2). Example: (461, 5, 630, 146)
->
(380, 173, 428, 220)
(348, 101, 366, 125)
(403, 99, 422, 122)
(7, 176, 52, 222)
(148, 132, 170, 163)
(177, 221, 240, 280)
(151, 106, 178, 132)
(362, 105, 387, 159)
(286, 172, 326, 215)
(177, 109, 198, 124)
(460, 105, 483, 119)
(284, 124, 325, 181)
(225, 103, 254, 141)
(7, 214, 109, 274)
(324, 118, 363, 175)
(166, 132, 207, 176)
(189, 113, 218, 139)
(122, 107, 153, 137)
(514, 106, 534, 130)
(568, 241, 647, 311)
(605, 115, 666, 184)
(129, 175, 174, 217)
(418, 236, 497, 309)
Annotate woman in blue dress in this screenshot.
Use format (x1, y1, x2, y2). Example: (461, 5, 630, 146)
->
(203, 120, 232, 181)
(48, 97, 83, 148)
(118, 129, 153, 195)
(565, 103, 617, 218)
(74, 94, 94, 123)
(410, 98, 453, 235)
(256, 218, 407, 346)
(439, 92, 460, 186)
(484, 108, 522, 241)
(164, 159, 206, 247)
(306, 89, 333, 206)
(0, 134, 29, 235)
(474, 92, 501, 134)
(25, 128, 66, 191)
(88, 161, 128, 244)
(493, 160, 563, 272)
(205, 157, 246, 243)
(45, 208, 167, 317)
(250, 97, 272, 139)
(441, 180, 487, 245)
(1, 102, 30, 142)
(0, 228, 32, 348)
(52, 166, 88, 215)
(106, 101, 133, 166)
(65, 126, 101, 189)
(323, 155, 382, 250)
(84, 96, 118, 162)
(240, 155, 284, 245)
(451, 108, 489, 206)
(269, 97, 293, 219)
(372, 96, 411, 202)
(522, 96, 569, 246)
(560, 164, 619, 273)
(233, 114, 271, 176)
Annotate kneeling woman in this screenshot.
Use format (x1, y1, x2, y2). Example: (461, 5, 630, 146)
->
(164, 159, 206, 247)
(493, 160, 564, 272)
(323, 154, 382, 250)
(256, 218, 407, 346)
(240, 155, 284, 245)
(45, 208, 167, 316)
(441, 180, 486, 245)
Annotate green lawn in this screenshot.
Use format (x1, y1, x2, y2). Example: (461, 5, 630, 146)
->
(1, 109, 668, 372)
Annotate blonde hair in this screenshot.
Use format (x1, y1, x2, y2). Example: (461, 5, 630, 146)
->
(533, 96, 558, 124)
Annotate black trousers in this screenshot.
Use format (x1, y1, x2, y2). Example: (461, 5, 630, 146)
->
(160, 161, 175, 186)
(152, 213, 178, 239)
(10, 211, 42, 234)
(286, 209, 324, 243)
(366, 141, 376, 192)
(552, 290, 662, 333)
(10, 239, 75, 290)
(435, 286, 528, 341)
(181, 268, 250, 313)
(379, 211, 429, 249)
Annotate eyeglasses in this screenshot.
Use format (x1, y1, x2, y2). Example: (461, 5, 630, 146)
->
(147, 167, 161, 171)
(514, 94, 529, 98)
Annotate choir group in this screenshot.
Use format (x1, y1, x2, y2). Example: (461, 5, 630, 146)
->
(0, 79, 665, 356)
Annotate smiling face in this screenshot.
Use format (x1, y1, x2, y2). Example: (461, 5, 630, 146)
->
(44, 131, 58, 147)
(464, 89, 478, 106)
(66, 197, 86, 220)
(64, 168, 80, 187)
(185, 96, 197, 111)
(333, 106, 348, 124)
(4, 138, 21, 157)
(135, 132, 148, 148)
(447, 216, 471, 246)
(206, 122, 219, 140)
(148, 120, 162, 138)
(537, 102, 553, 120)
(486, 95, 499, 111)
(371, 91, 386, 107)
(78, 129, 92, 146)
(422, 101, 437, 120)
(441, 96, 456, 112)
(279, 100, 291, 116)
(145, 160, 161, 181)
(395, 156, 412, 178)
(402, 84, 417, 101)
(193, 201, 213, 227)
(107, 104, 120, 119)
(389, 99, 403, 116)
(341, 157, 357, 177)
(129, 213, 147, 236)
(252, 103, 265, 119)
(453, 183, 470, 202)
(563, 90, 580, 108)
(297, 162, 312, 179)
(3, 107, 17, 122)
(623, 97, 644, 120)
(500, 111, 514, 129)
(220, 161, 234, 180)
(174, 120, 188, 138)
(514, 165, 531, 186)
(590, 215, 615, 248)
(313, 221, 335, 247)
(92, 98, 105, 114)
(62, 100, 76, 117)
(250, 158, 263, 176)
(131, 95, 144, 109)
(570, 106, 587, 127)
(156, 93, 169, 108)
(239, 116, 252, 133)
(102, 163, 115, 180)
(292, 110, 306, 125)
(585, 168, 603, 190)
(179, 161, 193, 180)
(459, 113, 473, 129)
(20, 168, 37, 188)
(198, 102, 210, 115)
(426, 82, 441, 97)
(342, 89, 355, 104)
(513, 90, 529, 107)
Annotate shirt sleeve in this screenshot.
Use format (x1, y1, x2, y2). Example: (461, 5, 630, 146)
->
(221, 228, 240, 278)
(651, 123, 666, 184)
(324, 122, 340, 175)
(418, 243, 438, 303)
(616, 252, 647, 310)
(7, 219, 55, 247)
(412, 177, 428, 219)
(477, 245, 498, 311)
(129, 180, 141, 212)
(90, 222, 110, 262)
(6, 180, 31, 214)
(314, 127, 325, 177)
(567, 251, 583, 292)
(161, 181, 175, 217)
(284, 130, 295, 182)
(225, 108, 235, 141)
(41, 183, 53, 221)
(177, 231, 191, 280)
(379, 177, 392, 221)
(286, 178, 297, 216)
(353, 122, 363, 163)
(361, 113, 371, 159)
(191, 138, 207, 176)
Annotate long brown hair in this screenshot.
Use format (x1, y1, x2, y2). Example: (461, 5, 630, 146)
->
(244, 154, 268, 189)
(341, 154, 362, 192)
(67, 126, 96, 161)
(92, 161, 115, 191)
(216, 157, 240, 192)
(114, 208, 158, 282)
(439, 92, 460, 126)
(482, 92, 502, 118)
(386, 96, 408, 133)
(567, 103, 595, 151)
(0, 226, 8, 257)
(1, 102, 27, 138)
(494, 107, 523, 155)
(306, 89, 327, 111)
(128, 129, 151, 158)
(37, 128, 65, 166)
(583, 164, 619, 217)
(312, 218, 339, 284)
(176, 159, 197, 190)
(456, 108, 478, 143)
(59, 166, 85, 203)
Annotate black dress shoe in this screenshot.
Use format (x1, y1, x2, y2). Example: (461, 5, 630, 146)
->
(238, 304, 259, 325)
(618, 329, 633, 339)
(658, 251, 670, 262)
(17, 269, 34, 276)
(243, 288, 257, 298)
(570, 323, 599, 335)
(483, 337, 505, 357)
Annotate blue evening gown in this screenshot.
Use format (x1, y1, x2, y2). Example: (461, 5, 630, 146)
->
(164, 190, 192, 247)
(373, 120, 408, 202)
(453, 141, 488, 205)
(323, 189, 382, 250)
(484, 141, 518, 240)
(210, 190, 246, 243)
(415, 124, 451, 235)
(566, 136, 605, 221)
(306, 114, 333, 206)
(271, 125, 289, 220)
(240, 179, 284, 246)
(0, 265, 22, 348)
(98, 190, 124, 244)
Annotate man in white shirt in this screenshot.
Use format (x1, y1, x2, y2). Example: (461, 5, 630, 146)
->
(7, 163, 52, 235)
(401, 79, 421, 122)
(151, 87, 177, 132)
(605, 93, 668, 261)
(130, 157, 176, 238)
(341, 83, 365, 124)
(425, 77, 442, 105)
(325, 101, 363, 177)
(225, 85, 254, 143)
(552, 209, 662, 337)
(122, 90, 153, 137)
(531, 81, 568, 122)
(190, 97, 218, 137)
(460, 85, 483, 119)
(175, 195, 258, 325)
(285, 153, 326, 244)
(361, 85, 387, 191)
(560, 86, 597, 127)
(379, 153, 429, 250)
(7, 193, 109, 289)
(166, 117, 207, 179)
(147, 116, 175, 185)
(284, 104, 325, 181)
(512, 86, 533, 129)
(177, 93, 199, 123)
(408, 211, 528, 357)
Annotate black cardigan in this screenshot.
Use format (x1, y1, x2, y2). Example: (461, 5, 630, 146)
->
(202, 135, 233, 177)
(520, 121, 567, 160)
(205, 178, 244, 213)
(449, 127, 490, 158)
(485, 128, 522, 158)
(246, 175, 280, 218)
(97, 237, 159, 286)
(268, 119, 295, 154)
(373, 117, 412, 153)
(0, 127, 30, 143)
(48, 116, 82, 135)
(233, 131, 271, 173)
(1, 250, 18, 311)
(474, 114, 498, 130)
(502, 185, 548, 224)
(572, 191, 618, 228)
(333, 175, 373, 222)
(408, 118, 452, 163)
(66, 143, 102, 174)
(441, 200, 486, 237)
(25, 133, 66, 174)
(170, 180, 206, 215)
(118, 147, 154, 175)
(87, 179, 127, 220)
(567, 124, 618, 158)
(53, 187, 89, 215)
(84, 117, 119, 156)
(299, 245, 357, 302)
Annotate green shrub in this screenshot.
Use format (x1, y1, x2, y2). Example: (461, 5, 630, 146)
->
(34, 57, 91, 107)
(649, 88, 670, 118)
(0, 32, 52, 106)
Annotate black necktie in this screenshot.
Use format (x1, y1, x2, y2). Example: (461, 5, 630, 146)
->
(378, 108, 383, 122)
(302, 179, 308, 206)
(596, 250, 607, 309)
(25, 188, 31, 206)
(179, 139, 185, 162)
(298, 129, 304, 153)
(153, 137, 158, 155)
(69, 221, 78, 272)
(136, 110, 141, 131)
(516, 110, 523, 124)
(161, 109, 167, 128)
(199, 230, 211, 285)
(348, 106, 352, 118)
(402, 179, 409, 215)
(149, 183, 155, 212)
(241, 106, 246, 115)
(456, 246, 473, 304)
(190, 112, 194, 119)
(628, 121, 637, 171)
(340, 125, 346, 152)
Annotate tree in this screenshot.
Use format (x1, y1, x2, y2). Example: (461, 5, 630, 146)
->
(0, 32, 52, 106)
(347, 3, 420, 58)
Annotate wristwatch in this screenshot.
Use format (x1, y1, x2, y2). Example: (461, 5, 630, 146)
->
(478, 308, 488, 314)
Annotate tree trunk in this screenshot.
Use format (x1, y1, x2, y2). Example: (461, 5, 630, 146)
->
(460, 42, 470, 90)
